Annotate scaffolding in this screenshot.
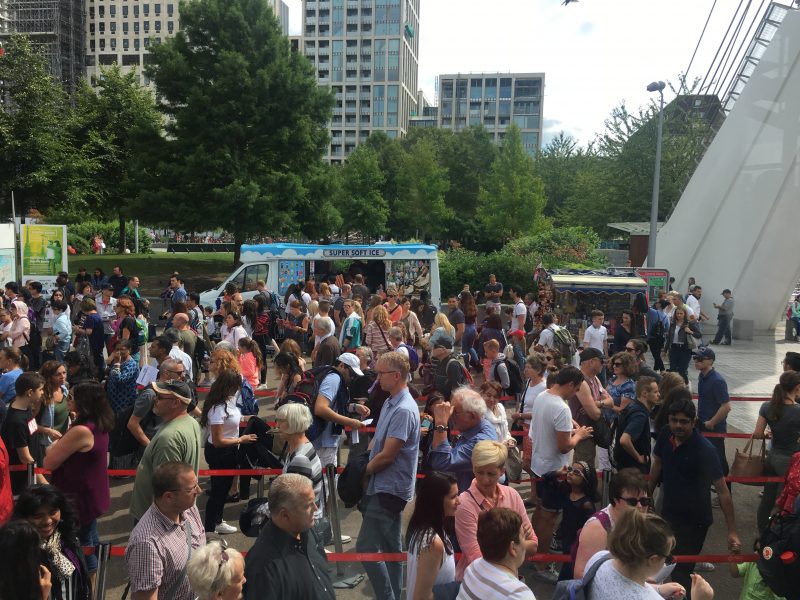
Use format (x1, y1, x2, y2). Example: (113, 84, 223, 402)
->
(0, 0, 84, 93)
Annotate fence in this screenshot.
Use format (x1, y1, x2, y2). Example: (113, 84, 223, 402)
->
(10, 394, 781, 598)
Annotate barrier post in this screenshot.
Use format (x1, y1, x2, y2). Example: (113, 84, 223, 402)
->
(27, 462, 35, 487)
(601, 470, 611, 507)
(94, 543, 111, 600)
(256, 473, 266, 499)
(326, 463, 345, 577)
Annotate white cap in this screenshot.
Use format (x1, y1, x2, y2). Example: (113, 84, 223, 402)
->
(337, 352, 364, 377)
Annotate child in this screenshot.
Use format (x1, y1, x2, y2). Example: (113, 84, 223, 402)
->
(730, 544, 786, 600)
(0, 372, 45, 493)
(238, 337, 263, 389)
(537, 461, 599, 581)
(0, 310, 11, 348)
(204, 306, 217, 338)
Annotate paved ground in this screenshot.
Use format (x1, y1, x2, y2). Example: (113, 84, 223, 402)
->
(96, 328, 797, 599)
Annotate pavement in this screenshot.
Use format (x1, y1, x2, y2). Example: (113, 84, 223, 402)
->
(96, 327, 797, 599)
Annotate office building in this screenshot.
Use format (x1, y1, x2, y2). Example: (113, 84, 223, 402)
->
(436, 72, 545, 154)
(1, 0, 84, 92)
(301, 0, 421, 163)
(85, 0, 290, 88)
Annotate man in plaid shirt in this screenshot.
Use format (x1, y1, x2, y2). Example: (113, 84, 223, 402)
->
(126, 461, 206, 600)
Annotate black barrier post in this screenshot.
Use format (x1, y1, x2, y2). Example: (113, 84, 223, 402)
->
(601, 469, 611, 507)
(27, 462, 35, 487)
(326, 464, 345, 577)
(95, 543, 111, 600)
(256, 474, 265, 499)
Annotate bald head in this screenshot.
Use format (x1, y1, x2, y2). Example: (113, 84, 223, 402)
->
(172, 313, 189, 328)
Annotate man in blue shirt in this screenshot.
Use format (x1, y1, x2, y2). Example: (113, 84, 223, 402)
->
(430, 386, 498, 492)
(694, 347, 731, 489)
(646, 299, 670, 371)
(650, 397, 740, 597)
(357, 351, 420, 600)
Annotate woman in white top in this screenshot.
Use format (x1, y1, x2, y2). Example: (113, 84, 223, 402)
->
(405, 471, 459, 600)
(512, 353, 548, 502)
(200, 369, 257, 535)
(585, 510, 707, 600)
(221, 311, 249, 347)
(480, 380, 513, 445)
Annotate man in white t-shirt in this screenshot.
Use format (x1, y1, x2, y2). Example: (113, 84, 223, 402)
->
(535, 313, 558, 352)
(686, 285, 709, 323)
(583, 310, 608, 355)
(529, 366, 593, 581)
(458, 508, 535, 600)
(508, 286, 527, 369)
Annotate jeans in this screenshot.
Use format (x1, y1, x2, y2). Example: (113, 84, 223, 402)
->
(356, 493, 405, 600)
(669, 522, 709, 599)
(758, 450, 793, 534)
(203, 443, 237, 532)
(79, 519, 100, 572)
(649, 338, 665, 371)
(792, 317, 800, 338)
(668, 344, 692, 383)
(461, 324, 479, 369)
(712, 315, 732, 344)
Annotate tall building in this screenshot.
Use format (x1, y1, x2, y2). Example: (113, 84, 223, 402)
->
(301, 0, 420, 163)
(436, 72, 545, 154)
(1, 0, 84, 92)
(85, 0, 291, 88)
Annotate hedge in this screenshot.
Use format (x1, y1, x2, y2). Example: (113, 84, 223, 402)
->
(67, 221, 152, 254)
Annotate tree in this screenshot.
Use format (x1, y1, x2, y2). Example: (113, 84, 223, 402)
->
(0, 35, 89, 218)
(476, 125, 547, 246)
(336, 145, 388, 241)
(534, 131, 595, 217)
(136, 0, 334, 264)
(394, 138, 451, 241)
(72, 65, 162, 251)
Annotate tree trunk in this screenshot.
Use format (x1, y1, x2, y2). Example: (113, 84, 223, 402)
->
(233, 229, 245, 266)
(118, 212, 126, 253)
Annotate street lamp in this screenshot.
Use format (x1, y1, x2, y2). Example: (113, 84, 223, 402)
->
(646, 80, 666, 268)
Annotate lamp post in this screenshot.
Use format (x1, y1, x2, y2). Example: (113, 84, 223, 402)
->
(646, 80, 666, 268)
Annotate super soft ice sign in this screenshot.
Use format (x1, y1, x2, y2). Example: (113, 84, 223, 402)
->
(322, 248, 386, 258)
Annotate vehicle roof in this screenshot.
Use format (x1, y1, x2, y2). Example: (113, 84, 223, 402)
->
(240, 242, 439, 261)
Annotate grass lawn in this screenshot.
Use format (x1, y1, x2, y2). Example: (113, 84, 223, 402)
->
(70, 252, 238, 295)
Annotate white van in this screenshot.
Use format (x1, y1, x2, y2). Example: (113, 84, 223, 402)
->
(198, 242, 441, 308)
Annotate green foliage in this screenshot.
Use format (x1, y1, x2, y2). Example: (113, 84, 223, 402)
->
(504, 227, 607, 269)
(438, 248, 539, 300)
(68, 234, 91, 255)
(135, 0, 335, 263)
(477, 125, 547, 246)
(336, 145, 388, 239)
(66, 221, 152, 254)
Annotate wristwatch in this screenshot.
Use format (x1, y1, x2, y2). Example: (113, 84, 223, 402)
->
(434, 425, 447, 432)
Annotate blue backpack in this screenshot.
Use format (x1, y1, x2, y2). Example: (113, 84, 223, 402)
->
(551, 553, 612, 600)
(400, 343, 420, 371)
(237, 377, 259, 416)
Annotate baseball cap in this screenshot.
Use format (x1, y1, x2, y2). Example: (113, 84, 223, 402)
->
(337, 353, 364, 377)
(579, 348, 605, 363)
(692, 347, 716, 361)
(433, 336, 454, 350)
(151, 380, 192, 404)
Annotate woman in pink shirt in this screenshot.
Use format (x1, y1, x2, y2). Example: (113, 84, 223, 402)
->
(237, 337, 262, 388)
(454, 440, 538, 580)
(6, 300, 31, 349)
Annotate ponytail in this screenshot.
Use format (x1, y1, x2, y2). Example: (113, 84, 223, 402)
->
(770, 371, 800, 421)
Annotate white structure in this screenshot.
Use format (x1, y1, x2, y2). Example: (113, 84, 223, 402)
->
(655, 8, 800, 332)
(301, 0, 421, 163)
(85, 0, 290, 88)
(436, 72, 545, 154)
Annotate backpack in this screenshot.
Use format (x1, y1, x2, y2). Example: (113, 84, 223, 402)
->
(400, 343, 420, 371)
(109, 403, 155, 457)
(338, 449, 370, 508)
(757, 511, 800, 599)
(277, 366, 350, 441)
(493, 357, 523, 396)
(524, 309, 534, 334)
(135, 317, 148, 347)
(648, 316, 665, 346)
(238, 377, 259, 416)
(552, 552, 613, 600)
(552, 326, 577, 365)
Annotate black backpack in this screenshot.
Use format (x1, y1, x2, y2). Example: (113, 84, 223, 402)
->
(276, 366, 350, 442)
(524, 309, 534, 334)
(757, 511, 800, 599)
(494, 358, 523, 396)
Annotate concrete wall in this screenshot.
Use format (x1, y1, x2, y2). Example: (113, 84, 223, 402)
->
(654, 10, 800, 331)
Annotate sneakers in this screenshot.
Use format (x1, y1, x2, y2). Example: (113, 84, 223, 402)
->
(711, 496, 721, 508)
(257, 383, 269, 390)
(695, 562, 715, 572)
(215, 521, 238, 535)
(531, 568, 559, 583)
(324, 534, 352, 546)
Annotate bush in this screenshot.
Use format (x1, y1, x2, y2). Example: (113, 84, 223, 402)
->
(504, 227, 606, 269)
(68, 234, 91, 255)
(67, 221, 152, 254)
(438, 248, 539, 302)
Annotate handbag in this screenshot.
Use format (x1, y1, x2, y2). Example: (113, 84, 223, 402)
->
(505, 445, 523, 482)
(730, 436, 766, 486)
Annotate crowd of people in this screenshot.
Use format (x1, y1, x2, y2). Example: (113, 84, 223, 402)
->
(0, 269, 796, 600)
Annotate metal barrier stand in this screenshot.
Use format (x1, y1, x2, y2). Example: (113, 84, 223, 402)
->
(95, 543, 111, 600)
(326, 463, 346, 578)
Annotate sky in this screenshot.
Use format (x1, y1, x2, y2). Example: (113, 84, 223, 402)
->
(286, 0, 777, 146)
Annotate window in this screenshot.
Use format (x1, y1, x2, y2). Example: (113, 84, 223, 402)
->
(167, 3, 174, 17)
(134, 5, 139, 17)
(123, 38, 129, 50)
(109, 22, 115, 33)
(514, 78, 540, 98)
(167, 21, 174, 33)
(110, 38, 116, 51)
(109, 5, 115, 17)
(499, 78, 512, 99)
(89, 6, 94, 18)
(143, 4, 149, 16)
(98, 5, 104, 17)
(134, 22, 139, 33)
(144, 21, 150, 32)
(123, 22, 128, 34)
(134, 38, 140, 51)
(155, 3, 161, 16)
(155, 21, 161, 32)
(99, 38, 105, 50)
(122, 5, 128, 17)
(484, 78, 496, 99)
(243, 265, 268, 292)
(99, 21, 105, 33)
(470, 78, 482, 100)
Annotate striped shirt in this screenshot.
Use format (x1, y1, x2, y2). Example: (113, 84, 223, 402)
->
(284, 441, 324, 521)
(125, 503, 205, 600)
(457, 558, 535, 600)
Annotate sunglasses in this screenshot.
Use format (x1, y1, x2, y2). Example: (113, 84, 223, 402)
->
(625, 347, 637, 353)
(655, 553, 675, 565)
(567, 466, 586, 479)
(618, 496, 653, 507)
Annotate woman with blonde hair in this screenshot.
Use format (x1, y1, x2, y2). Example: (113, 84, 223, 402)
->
(365, 304, 393, 359)
(454, 440, 538, 579)
(425, 312, 455, 349)
(187, 541, 245, 600)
